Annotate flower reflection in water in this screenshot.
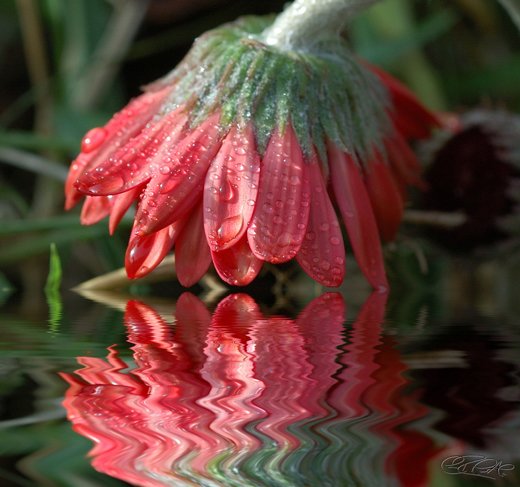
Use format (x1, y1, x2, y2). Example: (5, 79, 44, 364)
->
(61, 293, 445, 486)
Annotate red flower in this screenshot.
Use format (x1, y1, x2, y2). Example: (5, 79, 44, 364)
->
(65, 14, 438, 289)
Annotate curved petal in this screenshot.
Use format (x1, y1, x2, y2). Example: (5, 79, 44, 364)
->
(66, 87, 171, 208)
(248, 123, 310, 263)
(125, 222, 180, 279)
(108, 185, 143, 235)
(328, 143, 388, 290)
(211, 234, 263, 286)
(175, 201, 212, 287)
(76, 107, 189, 196)
(366, 63, 440, 139)
(133, 112, 223, 236)
(80, 196, 111, 226)
(364, 157, 404, 242)
(296, 157, 346, 287)
(204, 123, 260, 251)
(385, 133, 425, 189)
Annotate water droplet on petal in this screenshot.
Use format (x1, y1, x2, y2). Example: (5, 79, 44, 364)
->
(330, 236, 341, 245)
(81, 127, 107, 153)
(159, 166, 171, 175)
(219, 181, 235, 202)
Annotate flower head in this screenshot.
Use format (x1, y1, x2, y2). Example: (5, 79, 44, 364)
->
(66, 4, 438, 289)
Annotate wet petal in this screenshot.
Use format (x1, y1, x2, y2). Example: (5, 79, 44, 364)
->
(133, 112, 223, 235)
(212, 234, 263, 286)
(77, 107, 189, 196)
(125, 222, 180, 279)
(204, 123, 260, 251)
(248, 123, 310, 263)
(328, 143, 388, 290)
(67, 87, 171, 207)
(364, 157, 404, 242)
(175, 201, 212, 287)
(108, 186, 143, 235)
(80, 196, 111, 226)
(297, 157, 345, 287)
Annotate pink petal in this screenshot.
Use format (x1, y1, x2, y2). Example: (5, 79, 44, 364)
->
(328, 143, 388, 291)
(211, 234, 263, 286)
(133, 112, 223, 236)
(66, 87, 171, 208)
(65, 153, 90, 210)
(108, 185, 143, 235)
(175, 201, 212, 287)
(203, 123, 260, 251)
(364, 157, 404, 242)
(76, 107, 189, 196)
(248, 123, 310, 263)
(80, 196, 111, 225)
(125, 223, 180, 279)
(296, 157, 346, 287)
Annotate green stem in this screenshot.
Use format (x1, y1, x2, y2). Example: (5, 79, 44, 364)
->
(497, 0, 520, 32)
(263, 0, 381, 50)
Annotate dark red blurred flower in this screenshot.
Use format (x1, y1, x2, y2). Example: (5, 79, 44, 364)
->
(422, 110, 520, 251)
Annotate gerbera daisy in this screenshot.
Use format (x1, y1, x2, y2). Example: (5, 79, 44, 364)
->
(65, 0, 439, 289)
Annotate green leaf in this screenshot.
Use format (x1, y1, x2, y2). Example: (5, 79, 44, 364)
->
(45, 243, 62, 333)
(45, 243, 62, 293)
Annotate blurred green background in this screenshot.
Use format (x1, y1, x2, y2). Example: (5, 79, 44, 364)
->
(0, 0, 519, 310)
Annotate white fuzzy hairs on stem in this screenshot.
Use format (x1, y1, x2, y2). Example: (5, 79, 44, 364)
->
(263, 0, 381, 50)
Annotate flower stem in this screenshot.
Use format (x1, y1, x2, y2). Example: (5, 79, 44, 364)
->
(263, 0, 381, 50)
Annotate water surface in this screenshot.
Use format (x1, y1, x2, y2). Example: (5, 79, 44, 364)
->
(1, 288, 519, 486)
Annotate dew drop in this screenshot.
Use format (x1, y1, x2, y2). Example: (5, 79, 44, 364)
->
(219, 181, 235, 202)
(81, 127, 107, 153)
(217, 214, 243, 241)
(330, 237, 341, 245)
(159, 166, 171, 175)
(320, 260, 331, 271)
(278, 232, 292, 247)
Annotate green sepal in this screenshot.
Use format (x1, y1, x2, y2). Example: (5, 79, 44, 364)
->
(150, 15, 391, 163)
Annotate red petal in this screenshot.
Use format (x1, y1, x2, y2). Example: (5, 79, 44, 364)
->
(65, 153, 90, 210)
(366, 63, 440, 139)
(385, 133, 425, 189)
(212, 234, 263, 286)
(364, 157, 404, 242)
(76, 107, 188, 196)
(80, 196, 111, 225)
(203, 123, 260, 251)
(66, 87, 170, 206)
(296, 157, 345, 287)
(133, 112, 223, 236)
(108, 185, 142, 235)
(328, 143, 388, 290)
(248, 124, 310, 263)
(125, 223, 180, 279)
(175, 201, 212, 287)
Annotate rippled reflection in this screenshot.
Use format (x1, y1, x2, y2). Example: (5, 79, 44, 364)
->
(60, 293, 448, 486)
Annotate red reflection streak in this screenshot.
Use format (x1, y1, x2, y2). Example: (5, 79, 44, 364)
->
(60, 292, 447, 487)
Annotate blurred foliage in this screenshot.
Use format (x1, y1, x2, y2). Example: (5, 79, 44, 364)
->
(0, 0, 519, 304)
